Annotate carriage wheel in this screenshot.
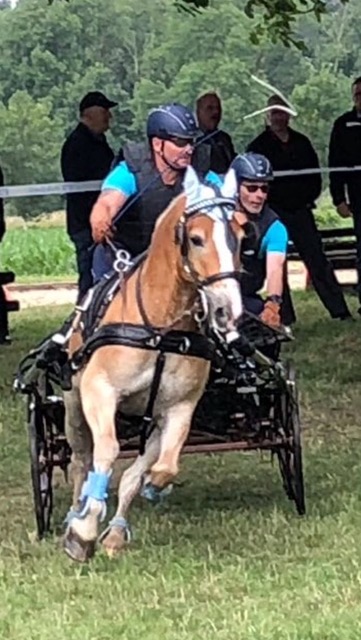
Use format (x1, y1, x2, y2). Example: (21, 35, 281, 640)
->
(27, 395, 54, 539)
(276, 362, 305, 515)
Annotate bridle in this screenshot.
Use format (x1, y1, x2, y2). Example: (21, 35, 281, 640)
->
(135, 195, 241, 329)
(176, 196, 241, 287)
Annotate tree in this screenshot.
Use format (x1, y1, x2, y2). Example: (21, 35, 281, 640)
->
(0, 91, 64, 217)
(48, 0, 351, 47)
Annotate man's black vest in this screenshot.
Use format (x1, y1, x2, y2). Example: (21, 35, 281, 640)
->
(113, 142, 211, 255)
(240, 204, 279, 296)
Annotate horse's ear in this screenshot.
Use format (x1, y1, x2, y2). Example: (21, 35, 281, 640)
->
(221, 168, 238, 200)
(183, 165, 201, 204)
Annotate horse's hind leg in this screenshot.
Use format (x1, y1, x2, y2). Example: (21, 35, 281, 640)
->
(100, 428, 161, 557)
(63, 373, 119, 563)
(63, 383, 93, 509)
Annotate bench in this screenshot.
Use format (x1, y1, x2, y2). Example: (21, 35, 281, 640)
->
(287, 227, 357, 289)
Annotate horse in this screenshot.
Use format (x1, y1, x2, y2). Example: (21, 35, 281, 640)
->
(63, 165, 247, 562)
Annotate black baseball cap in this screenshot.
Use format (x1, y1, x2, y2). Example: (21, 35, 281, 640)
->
(79, 91, 118, 113)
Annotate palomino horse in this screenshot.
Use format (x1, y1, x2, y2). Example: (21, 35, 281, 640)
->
(63, 166, 246, 562)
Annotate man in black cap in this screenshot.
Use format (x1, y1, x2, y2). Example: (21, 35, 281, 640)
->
(61, 91, 117, 301)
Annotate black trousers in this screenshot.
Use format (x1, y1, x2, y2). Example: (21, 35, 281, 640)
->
(350, 201, 361, 303)
(70, 228, 94, 303)
(274, 205, 350, 319)
(0, 284, 8, 339)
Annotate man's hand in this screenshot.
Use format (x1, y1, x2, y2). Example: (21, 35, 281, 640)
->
(260, 300, 281, 328)
(336, 202, 352, 219)
(91, 209, 113, 243)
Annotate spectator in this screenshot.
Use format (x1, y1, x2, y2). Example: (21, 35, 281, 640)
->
(328, 76, 361, 312)
(196, 92, 236, 174)
(0, 164, 10, 345)
(61, 91, 117, 301)
(248, 94, 351, 322)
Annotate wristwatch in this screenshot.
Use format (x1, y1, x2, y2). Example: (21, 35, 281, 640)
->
(265, 294, 283, 305)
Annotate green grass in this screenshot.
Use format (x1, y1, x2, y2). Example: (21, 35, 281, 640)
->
(1, 294, 361, 638)
(0, 227, 76, 277)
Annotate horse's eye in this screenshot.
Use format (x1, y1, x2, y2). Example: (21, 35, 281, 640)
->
(190, 235, 204, 248)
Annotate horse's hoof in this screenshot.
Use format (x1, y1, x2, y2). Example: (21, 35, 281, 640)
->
(100, 527, 128, 558)
(150, 464, 176, 488)
(63, 527, 96, 563)
(140, 481, 173, 504)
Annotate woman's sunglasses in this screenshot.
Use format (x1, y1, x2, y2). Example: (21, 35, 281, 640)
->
(168, 137, 195, 148)
(243, 183, 269, 194)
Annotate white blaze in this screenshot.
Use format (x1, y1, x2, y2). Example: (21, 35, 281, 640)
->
(211, 218, 242, 323)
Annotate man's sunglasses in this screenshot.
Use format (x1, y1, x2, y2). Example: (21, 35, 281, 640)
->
(168, 137, 196, 148)
(243, 183, 269, 194)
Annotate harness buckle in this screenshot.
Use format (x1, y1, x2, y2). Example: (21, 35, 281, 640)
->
(146, 335, 162, 348)
(113, 249, 133, 274)
(179, 337, 191, 354)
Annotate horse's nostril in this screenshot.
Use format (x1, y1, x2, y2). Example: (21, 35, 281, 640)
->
(215, 306, 229, 326)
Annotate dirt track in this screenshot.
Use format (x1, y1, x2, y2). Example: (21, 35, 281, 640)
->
(6, 263, 357, 309)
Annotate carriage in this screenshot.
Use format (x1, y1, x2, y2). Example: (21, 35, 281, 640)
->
(14, 166, 305, 558)
(15, 302, 304, 540)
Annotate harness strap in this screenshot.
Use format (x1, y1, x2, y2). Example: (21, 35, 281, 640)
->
(139, 351, 166, 455)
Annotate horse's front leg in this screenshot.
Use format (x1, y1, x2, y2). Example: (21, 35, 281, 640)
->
(63, 371, 119, 563)
(100, 428, 161, 557)
(149, 400, 196, 489)
(63, 381, 93, 510)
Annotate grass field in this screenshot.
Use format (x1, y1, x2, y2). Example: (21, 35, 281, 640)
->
(0, 193, 351, 283)
(1, 294, 361, 639)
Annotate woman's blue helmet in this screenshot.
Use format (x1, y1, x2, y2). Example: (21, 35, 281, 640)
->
(146, 103, 199, 140)
(231, 152, 273, 183)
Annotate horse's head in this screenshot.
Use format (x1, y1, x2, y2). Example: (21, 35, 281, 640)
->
(175, 166, 247, 337)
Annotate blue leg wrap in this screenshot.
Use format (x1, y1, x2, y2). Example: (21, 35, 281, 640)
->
(140, 481, 173, 504)
(65, 471, 111, 525)
(98, 516, 132, 543)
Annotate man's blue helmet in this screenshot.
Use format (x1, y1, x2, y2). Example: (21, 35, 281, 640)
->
(231, 152, 273, 183)
(146, 103, 199, 140)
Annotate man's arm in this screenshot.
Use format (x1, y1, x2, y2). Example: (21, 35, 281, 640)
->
(328, 119, 350, 215)
(303, 137, 322, 205)
(90, 190, 128, 243)
(266, 252, 285, 297)
(263, 220, 288, 296)
(61, 138, 89, 182)
(90, 161, 137, 243)
(260, 220, 288, 327)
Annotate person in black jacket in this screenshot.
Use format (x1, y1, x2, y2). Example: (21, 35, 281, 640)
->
(248, 94, 351, 321)
(0, 164, 10, 344)
(61, 91, 117, 301)
(196, 92, 236, 175)
(328, 76, 361, 309)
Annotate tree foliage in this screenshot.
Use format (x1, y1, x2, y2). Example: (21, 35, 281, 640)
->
(49, 0, 351, 47)
(0, 0, 359, 216)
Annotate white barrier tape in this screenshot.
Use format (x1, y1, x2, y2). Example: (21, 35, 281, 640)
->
(0, 180, 102, 198)
(1, 166, 361, 199)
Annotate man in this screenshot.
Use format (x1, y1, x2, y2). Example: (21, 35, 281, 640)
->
(91, 102, 221, 279)
(196, 92, 236, 175)
(231, 152, 287, 328)
(248, 94, 352, 322)
(61, 91, 117, 301)
(0, 164, 10, 345)
(328, 76, 361, 311)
